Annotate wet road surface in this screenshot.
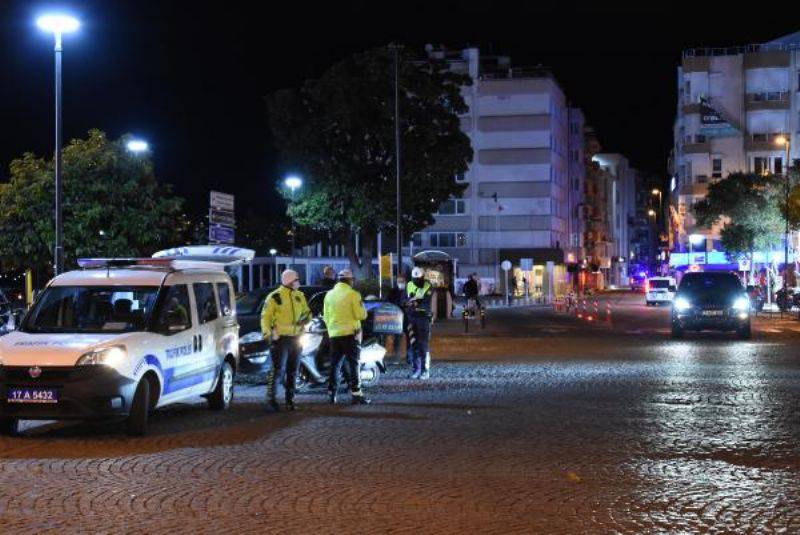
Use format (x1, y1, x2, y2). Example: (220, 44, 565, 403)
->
(0, 292, 799, 533)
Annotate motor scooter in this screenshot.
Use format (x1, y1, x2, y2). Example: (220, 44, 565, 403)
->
(295, 316, 386, 391)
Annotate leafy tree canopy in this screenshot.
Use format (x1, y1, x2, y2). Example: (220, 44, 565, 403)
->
(693, 171, 788, 259)
(266, 46, 473, 276)
(0, 129, 187, 276)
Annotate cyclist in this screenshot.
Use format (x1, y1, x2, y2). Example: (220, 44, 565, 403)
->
(463, 273, 482, 312)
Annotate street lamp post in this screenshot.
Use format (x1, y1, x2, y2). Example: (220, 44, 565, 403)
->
(776, 135, 792, 316)
(269, 248, 278, 285)
(284, 176, 302, 269)
(37, 13, 80, 275)
(389, 43, 404, 279)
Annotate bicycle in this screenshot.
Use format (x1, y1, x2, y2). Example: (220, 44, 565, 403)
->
(463, 297, 486, 333)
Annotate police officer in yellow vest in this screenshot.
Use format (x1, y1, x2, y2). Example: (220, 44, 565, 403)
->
(406, 267, 433, 380)
(261, 269, 311, 411)
(323, 269, 371, 405)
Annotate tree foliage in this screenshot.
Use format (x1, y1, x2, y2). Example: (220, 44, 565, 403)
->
(0, 130, 187, 275)
(693, 171, 786, 259)
(266, 46, 473, 276)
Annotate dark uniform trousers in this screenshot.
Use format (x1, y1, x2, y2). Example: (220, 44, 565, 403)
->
(267, 336, 301, 402)
(328, 335, 361, 395)
(409, 315, 431, 374)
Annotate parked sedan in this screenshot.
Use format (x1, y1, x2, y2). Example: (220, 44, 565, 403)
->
(671, 272, 751, 339)
(236, 286, 328, 372)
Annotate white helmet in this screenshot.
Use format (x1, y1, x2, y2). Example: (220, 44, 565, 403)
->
(411, 267, 425, 278)
(338, 269, 354, 280)
(281, 269, 300, 286)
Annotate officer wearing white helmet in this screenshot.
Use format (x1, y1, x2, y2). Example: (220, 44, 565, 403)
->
(322, 268, 371, 404)
(406, 266, 434, 379)
(261, 269, 311, 411)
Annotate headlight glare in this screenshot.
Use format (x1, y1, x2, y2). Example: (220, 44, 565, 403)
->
(674, 297, 692, 312)
(76, 345, 127, 367)
(733, 297, 750, 311)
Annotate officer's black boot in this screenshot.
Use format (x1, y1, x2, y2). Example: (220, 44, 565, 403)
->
(286, 391, 296, 411)
(328, 389, 338, 405)
(268, 398, 280, 412)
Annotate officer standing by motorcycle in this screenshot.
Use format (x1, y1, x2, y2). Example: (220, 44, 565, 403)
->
(323, 269, 371, 405)
(406, 267, 433, 380)
(261, 269, 311, 412)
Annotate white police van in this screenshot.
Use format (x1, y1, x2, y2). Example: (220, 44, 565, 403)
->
(0, 246, 253, 436)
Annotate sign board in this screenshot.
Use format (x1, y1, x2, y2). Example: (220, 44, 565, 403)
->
(500, 260, 512, 271)
(380, 254, 393, 283)
(209, 191, 235, 244)
(210, 208, 236, 227)
(209, 224, 235, 244)
(210, 191, 234, 211)
(520, 258, 533, 271)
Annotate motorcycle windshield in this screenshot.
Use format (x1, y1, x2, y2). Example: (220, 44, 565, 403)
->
(364, 301, 404, 336)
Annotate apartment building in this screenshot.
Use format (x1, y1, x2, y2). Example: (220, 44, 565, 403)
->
(416, 46, 583, 294)
(671, 31, 800, 260)
(591, 153, 636, 286)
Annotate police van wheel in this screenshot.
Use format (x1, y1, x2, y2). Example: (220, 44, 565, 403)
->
(127, 379, 150, 436)
(0, 417, 19, 436)
(208, 361, 234, 411)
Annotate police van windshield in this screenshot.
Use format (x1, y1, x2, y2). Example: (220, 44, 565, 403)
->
(23, 286, 159, 334)
(649, 279, 671, 289)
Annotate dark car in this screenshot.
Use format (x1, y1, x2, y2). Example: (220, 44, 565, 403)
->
(236, 285, 328, 372)
(671, 272, 751, 339)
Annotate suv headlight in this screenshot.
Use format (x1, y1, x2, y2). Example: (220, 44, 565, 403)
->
(76, 345, 127, 368)
(674, 297, 692, 312)
(239, 331, 264, 344)
(733, 297, 750, 311)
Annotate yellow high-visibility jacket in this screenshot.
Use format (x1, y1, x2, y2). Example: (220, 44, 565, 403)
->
(323, 282, 367, 338)
(260, 285, 311, 338)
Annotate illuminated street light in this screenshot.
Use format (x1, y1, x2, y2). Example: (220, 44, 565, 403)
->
(126, 139, 149, 153)
(647, 209, 656, 217)
(37, 11, 80, 276)
(36, 14, 80, 34)
(269, 248, 278, 284)
(776, 135, 791, 316)
(283, 176, 303, 267)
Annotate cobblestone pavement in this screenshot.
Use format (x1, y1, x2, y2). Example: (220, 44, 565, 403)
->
(1, 302, 799, 533)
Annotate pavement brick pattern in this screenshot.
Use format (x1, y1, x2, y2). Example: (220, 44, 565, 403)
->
(1, 339, 799, 533)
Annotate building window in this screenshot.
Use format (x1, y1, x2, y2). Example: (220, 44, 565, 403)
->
(754, 157, 769, 175)
(455, 172, 467, 182)
(411, 233, 422, 247)
(712, 158, 722, 178)
(430, 233, 457, 248)
(436, 199, 466, 215)
(456, 233, 467, 247)
(775, 157, 783, 174)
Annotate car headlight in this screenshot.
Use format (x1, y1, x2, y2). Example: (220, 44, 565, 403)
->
(76, 345, 127, 368)
(733, 297, 750, 311)
(239, 331, 264, 344)
(674, 297, 692, 312)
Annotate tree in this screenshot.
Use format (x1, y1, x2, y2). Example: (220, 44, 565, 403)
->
(266, 46, 473, 278)
(0, 130, 187, 277)
(693, 171, 785, 273)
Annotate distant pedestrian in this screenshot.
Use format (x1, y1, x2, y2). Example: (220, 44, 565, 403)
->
(320, 265, 337, 290)
(261, 269, 311, 412)
(323, 269, 371, 405)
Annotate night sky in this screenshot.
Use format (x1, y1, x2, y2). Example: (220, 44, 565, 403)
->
(2, 2, 800, 217)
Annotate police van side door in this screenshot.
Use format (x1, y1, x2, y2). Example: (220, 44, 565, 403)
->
(191, 281, 222, 395)
(152, 284, 197, 404)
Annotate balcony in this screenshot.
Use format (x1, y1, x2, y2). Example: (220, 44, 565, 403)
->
(746, 91, 790, 111)
(746, 132, 789, 152)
